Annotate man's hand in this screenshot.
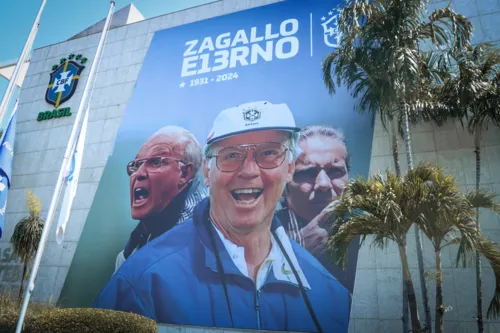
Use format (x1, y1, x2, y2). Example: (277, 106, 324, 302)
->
(299, 200, 338, 256)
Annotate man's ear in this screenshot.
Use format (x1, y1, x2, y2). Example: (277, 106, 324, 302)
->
(178, 163, 194, 187)
(202, 159, 210, 187)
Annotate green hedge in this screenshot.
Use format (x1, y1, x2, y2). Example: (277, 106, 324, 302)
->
(0, 312, 18, 333)
(0, 308, 158, 333)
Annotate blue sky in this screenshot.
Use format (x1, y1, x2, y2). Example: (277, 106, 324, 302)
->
(0, 0, 214, 112)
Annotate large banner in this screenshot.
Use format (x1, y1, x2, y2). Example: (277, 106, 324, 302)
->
(60, 0, 374, 332)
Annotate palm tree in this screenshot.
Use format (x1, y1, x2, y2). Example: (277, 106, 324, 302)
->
(10, 189, 44, 301)
(437, 44, 500, 332)
(327, 162, 500, 333)
(407, 163, 500, 333)
(326, 164, 426, 332)
(322, 1, 473, 330)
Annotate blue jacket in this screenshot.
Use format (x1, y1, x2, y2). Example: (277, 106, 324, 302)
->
(94, 198, 351, 332)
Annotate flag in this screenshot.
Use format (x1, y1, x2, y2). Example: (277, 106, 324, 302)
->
(0, 103, 17, 239)
(55, 107, 89, 244)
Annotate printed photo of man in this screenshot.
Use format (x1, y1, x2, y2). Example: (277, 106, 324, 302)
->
(94, 102, 350, 333)
(114, 125, 208, 271)
(277, 125, 359, 292)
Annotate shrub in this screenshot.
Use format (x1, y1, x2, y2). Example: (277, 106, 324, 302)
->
(0, 290, 55, 318)
(0, 312, 19, 333)
(25, 308, 158, 333)
(0, 306, 157, 333)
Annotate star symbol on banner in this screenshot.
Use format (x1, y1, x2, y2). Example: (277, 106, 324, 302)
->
(328, 11, 333, 15)
(321, 16, 326, 21)
(179, 82, 185, 88)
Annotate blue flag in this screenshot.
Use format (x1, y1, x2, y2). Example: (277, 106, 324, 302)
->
(0, 105, 17, 239)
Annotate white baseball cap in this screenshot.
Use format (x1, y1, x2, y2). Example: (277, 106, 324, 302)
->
(205, 101, 300, 146)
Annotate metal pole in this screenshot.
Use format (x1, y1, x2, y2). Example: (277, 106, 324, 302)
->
(15, 2, 115, 332)
(0, 0, 47, 126)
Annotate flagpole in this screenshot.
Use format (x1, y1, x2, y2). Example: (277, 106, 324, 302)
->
(15, 2, 115, 332)
(0, 0, 47, 126)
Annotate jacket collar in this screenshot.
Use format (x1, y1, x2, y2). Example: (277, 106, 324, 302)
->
(124, 178, 202, 259)
(194, 198, 243, 277)
(193, 197, 310, 289)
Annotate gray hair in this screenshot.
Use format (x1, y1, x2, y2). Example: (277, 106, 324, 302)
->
(203, 131, 300, 168)
(298, 125, 350, 171)
(152, 125, 203, 174)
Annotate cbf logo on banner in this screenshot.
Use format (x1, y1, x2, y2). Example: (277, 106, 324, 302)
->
(60, 1, 373, 332)
(321, 8, 342, 47)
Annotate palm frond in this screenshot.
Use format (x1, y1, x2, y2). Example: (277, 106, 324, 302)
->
(465, 189, 500, 214)
(328, 212, 394, 269)
(439, 44, 500, 135)
(322, 51, 340, 95)
(420, 7, 472, 50)
(475, 237, 500, 318)
(454, 217, 480, 268)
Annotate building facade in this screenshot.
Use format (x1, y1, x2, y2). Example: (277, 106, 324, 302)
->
(1, 0, 500, 332)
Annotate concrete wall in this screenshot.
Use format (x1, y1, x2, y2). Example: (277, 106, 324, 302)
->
(1, 0, 499, 332)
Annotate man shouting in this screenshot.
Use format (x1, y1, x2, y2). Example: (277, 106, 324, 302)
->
(114, 126, 208, 271)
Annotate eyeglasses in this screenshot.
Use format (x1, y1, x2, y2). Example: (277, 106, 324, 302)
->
(207, 142, 289, 173)
(126, 156, 184, 176)
(292, 166, 347, 184)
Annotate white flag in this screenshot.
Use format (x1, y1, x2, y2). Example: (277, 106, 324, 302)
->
(55, 107, 89, 244)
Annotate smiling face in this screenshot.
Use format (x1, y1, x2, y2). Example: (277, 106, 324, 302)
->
(129, 133, 190, 220)
(204, 130, 294, 234)
(286, 135, 349, 221)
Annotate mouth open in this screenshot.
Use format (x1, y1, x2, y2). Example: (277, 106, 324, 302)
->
(231, 188, 263, 204)
(134, 187, 150, 203)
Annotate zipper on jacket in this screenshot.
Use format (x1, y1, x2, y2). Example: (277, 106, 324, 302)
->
(255, 289, 261, 329)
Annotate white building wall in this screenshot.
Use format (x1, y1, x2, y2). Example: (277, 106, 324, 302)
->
(1, 0, 499, 332)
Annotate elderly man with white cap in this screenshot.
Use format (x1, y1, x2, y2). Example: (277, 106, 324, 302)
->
(93, 101, 351, 333)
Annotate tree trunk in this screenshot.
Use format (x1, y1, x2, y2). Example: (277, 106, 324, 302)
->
(391, 119, 409, 333)
(402, 109, 414, 170)
(18, 263, 28, 302)
(399, 244, 422, 331)
(435, 249, 444, 333)
(391, 119, 402, 178)
(402, 109, 432, 332)
(402, 237, 410, 333)
(474, 127, 484, 333)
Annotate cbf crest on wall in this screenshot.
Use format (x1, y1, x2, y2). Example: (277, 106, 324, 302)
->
(45, 53, 87, 108)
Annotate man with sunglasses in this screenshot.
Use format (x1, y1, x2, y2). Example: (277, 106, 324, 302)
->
(277, 125, 358, 293)
(94, 102, 350, 333)
(114, 125, 208, 271)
